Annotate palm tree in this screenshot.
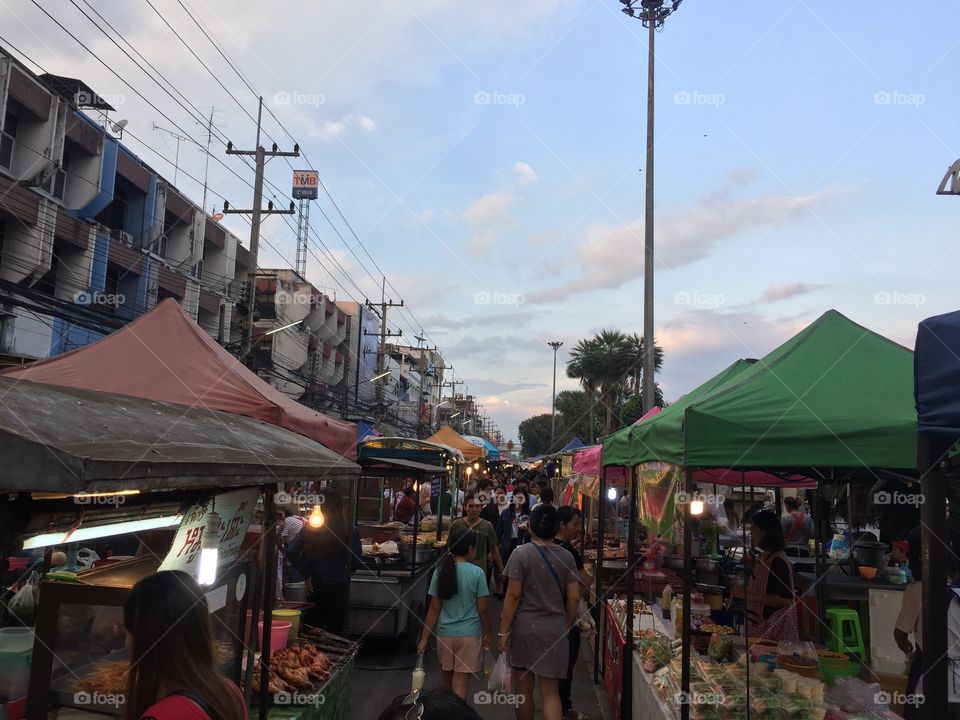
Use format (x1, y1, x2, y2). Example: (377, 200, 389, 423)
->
(567, 330, 665, 437)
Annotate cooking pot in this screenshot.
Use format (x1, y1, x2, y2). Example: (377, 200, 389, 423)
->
(853, 541, 888, 570)
(663, 555, 685, 571)
(399, 544, 436, 565)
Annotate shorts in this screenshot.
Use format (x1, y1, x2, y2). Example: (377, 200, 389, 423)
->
(436, 635, 482, 673)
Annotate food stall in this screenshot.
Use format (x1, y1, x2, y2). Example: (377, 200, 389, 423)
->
(347, 438, 463, 646)
(0, 377, 360, 720)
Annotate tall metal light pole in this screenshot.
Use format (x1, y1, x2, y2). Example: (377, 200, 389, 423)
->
(548, 341, 563, 448)
(621, 0, 683, 413)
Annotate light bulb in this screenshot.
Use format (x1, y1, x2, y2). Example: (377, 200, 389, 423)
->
(690, 498, 705, 517)
(607, 487, 617, 501)
(466, 467, 472, 476)
(473, 462, 480, 470)
(197, 511, 221, 586)
(308, 505, 325, 528)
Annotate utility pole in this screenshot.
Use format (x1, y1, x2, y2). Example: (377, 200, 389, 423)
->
(364, 278, 403, 420)
(223, 97, 298, 361)
(548, 341, 563, 449)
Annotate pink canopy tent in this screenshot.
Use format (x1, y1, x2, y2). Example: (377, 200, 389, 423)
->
(2, 299, 357, 459)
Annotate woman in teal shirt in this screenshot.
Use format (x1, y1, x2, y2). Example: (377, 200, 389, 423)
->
(418, 526, 493, 700)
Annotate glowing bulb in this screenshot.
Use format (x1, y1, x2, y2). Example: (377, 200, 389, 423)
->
(308, 505, 325, 528)
(690, 498, 705, 517)
(412, 481, 419, 492)
(466, 467, 473, 476)
(607, 487, 617, 501)
(197, 511, 221, 586)
(473, 462, 480, 470)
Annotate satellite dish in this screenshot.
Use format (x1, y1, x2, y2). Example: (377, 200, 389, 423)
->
(212, 213, 224, 222)
(110, 119, 128, 134)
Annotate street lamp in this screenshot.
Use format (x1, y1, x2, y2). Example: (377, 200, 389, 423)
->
(548, 341, 563, 449)
(619, 0, 683, 414)
(937, 159, 960, 195)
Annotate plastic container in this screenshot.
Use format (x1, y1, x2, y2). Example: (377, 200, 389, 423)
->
(283, 582, 307, 602)
(0, 695, 27, 720)
(819, 657, 859, 686)
(0, 628, 34, 653)
(0, 629, 32, 703)
(258, 620, 291, 653)
(272, 609, 301, 638)
(7, 557, 29, 571)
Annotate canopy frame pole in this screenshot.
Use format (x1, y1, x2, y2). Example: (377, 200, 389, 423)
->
(846, 481, 856, 577)
(621, 464, 639, 718)
(258, 486, 278, 720)
(595, 465, 607, 683)
(680, 468, 694, 720)
(920, 433, 948, 711)
(812, 483, 825, 643)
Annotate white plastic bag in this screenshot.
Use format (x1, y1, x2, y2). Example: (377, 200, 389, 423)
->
(7, 571, 40, 625)
(488, 653, 513, 694)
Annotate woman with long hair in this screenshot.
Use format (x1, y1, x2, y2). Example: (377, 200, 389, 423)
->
(285, 487, 362, 634)
(123, 570, 246, 720)
(733, 508, 798, 642)
(499, 504, 580, 720)
(496, 489, 531, 565)
(418, 525, 492, 700)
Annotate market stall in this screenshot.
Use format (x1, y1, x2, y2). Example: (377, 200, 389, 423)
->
(0, 377, 360, 720)
(346, 437, 462, 646)
(602, 310, 919, 719)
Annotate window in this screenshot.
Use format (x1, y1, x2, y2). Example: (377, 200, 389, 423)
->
(0, 112, 17, 170)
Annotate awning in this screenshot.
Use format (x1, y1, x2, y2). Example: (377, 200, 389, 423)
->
(360, 456, 449, 474)
(0, 378, 359, 493)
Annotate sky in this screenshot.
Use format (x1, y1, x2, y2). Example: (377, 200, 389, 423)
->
(3, 0, 960, 444)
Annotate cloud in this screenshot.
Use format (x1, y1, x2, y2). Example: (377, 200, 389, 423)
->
(527, 183, 831, 303)
(463, 378, 548, 394)
(513, 161, 538, 185)
(759, 282, 827, 303)
(463, 192, 514, 255)
(308, 114, 377, 140)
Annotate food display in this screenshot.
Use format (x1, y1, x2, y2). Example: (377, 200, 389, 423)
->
(73, 659, 128, 695)
(250, 643, 334, 692)
(361, 540, 399, 556)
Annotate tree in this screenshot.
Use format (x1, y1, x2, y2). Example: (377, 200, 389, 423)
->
(518, 413, 571, 457)
(555, 389, 602, 444)
(567, 330, 665, 436)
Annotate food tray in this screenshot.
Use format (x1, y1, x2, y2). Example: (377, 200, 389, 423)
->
(50, 650, 128, 716)
(75, 556, 160, 589)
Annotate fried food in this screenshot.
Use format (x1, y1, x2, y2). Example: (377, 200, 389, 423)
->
(74, 660, 129, 695)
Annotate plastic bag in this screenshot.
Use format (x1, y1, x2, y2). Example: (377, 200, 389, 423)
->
(488, 653, 513, 694)
(7, 571, 40, 626)
(827, 532, 851, 560)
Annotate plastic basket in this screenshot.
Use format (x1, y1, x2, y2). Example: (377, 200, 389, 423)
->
(819, 656, 859, 686)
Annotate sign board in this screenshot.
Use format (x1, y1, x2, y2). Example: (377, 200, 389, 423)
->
(292, 170, 319, 200)
(159, 488, 258, 576)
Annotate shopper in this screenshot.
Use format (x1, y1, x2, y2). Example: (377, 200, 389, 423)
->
(377, 688, 482, 720)
(483, 486, 505, 525)
(497, 490, 531, 565)
(451, 492, 504, 587)
(418, 526, 493, 700)
(734, 509, 798, 642)
(394, 485, 418, 524)
(499, 504, 580, 720)
(285, 487, 362, 635)
(123, 571, 246, 720)
(554, 506, 592, 720)
(781, 495, 814, 551)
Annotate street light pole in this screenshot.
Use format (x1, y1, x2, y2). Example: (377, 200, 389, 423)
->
(548, 341, 563, 449)
(621, 0, 683, 413)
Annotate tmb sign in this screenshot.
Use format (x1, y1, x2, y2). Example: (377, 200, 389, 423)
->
(292, 170, 319, 200)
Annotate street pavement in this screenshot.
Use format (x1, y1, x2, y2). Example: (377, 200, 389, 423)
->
(348, 616, 610, 719)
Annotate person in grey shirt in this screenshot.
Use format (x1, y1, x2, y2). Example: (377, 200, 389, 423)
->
(498, 504, 579, 720)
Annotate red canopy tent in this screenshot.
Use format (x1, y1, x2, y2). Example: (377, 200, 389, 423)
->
(2, 299, 357, 459)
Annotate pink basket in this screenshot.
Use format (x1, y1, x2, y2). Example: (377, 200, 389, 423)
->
(258, 620, 291, 654)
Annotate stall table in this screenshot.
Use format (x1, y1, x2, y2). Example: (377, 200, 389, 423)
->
(796, 572, 907, 603)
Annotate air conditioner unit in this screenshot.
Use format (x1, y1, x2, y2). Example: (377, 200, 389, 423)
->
(110, 229, 134, 246)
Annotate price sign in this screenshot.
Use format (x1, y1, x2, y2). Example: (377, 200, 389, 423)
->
(292, 170, 319, 200)
(159, 488, 258, 575)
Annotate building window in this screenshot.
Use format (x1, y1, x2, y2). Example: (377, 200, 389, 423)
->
(0, 112, 17, 170)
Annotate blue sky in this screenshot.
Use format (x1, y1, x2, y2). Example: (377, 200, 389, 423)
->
(5, 0, 960, 443)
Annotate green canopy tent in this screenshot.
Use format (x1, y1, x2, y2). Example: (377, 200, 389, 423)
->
(601, 310, 917, 720)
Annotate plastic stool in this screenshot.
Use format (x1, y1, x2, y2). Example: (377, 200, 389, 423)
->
(825, 607, 866, 661)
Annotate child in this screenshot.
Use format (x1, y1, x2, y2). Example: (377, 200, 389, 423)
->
(418, 526, 493, 700)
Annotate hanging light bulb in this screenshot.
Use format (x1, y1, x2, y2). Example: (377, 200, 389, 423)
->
(308, 504, 325, 529)
(607, 487, 618, 501)
(197, 511, 221, 586)
(690, 497, 705, 517)
(473, 462, 480, 470)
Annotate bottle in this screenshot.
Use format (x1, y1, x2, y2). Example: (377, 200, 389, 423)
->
(661, 585, 673, 618)
(411, 654, 425, 691)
